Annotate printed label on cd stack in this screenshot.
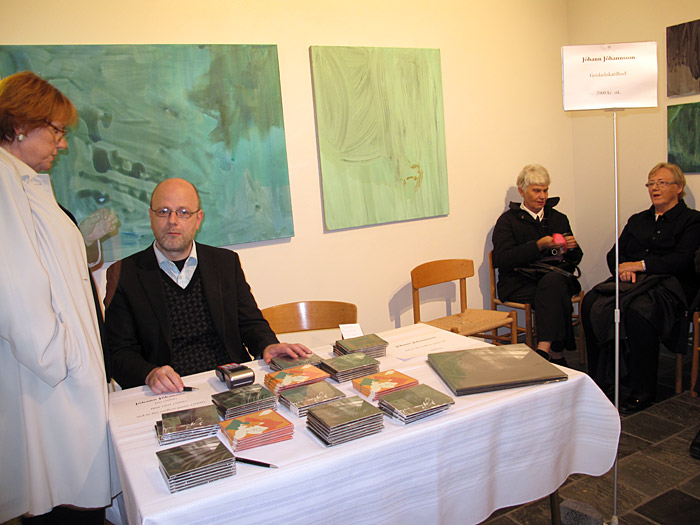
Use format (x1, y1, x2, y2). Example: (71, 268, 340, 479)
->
(378, 384, 455, 424)
(318, 352, 379, 382)
(211, 384, 277, 419)
(279, 381, 346, 417)
(156, 436, 235, 493)
(333, 333, 388, 358)
(155, 405, 220, 445)
(264, 363, 330, 393)
(269, 352, 323, 371)
(306, 396, 384, 446)
(219, 409, 294, 451)
(352, 369, 418, 401)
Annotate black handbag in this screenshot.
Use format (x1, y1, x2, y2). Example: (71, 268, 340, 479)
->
(515, 261, 581, 281)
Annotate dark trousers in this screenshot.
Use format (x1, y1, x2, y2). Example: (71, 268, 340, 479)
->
(501, 272, 579, 351)
(582, 289, 660, 399)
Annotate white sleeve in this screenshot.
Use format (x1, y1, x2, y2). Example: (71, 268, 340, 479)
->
(0, 160, 68, 387)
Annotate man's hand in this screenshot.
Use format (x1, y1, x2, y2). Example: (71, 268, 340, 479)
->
(262, 343, 312, 364)
(145, 365, 185, 393)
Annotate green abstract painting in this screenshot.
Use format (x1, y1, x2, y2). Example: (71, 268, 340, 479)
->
(310, 46, 449, 230)
(668, 102, 700, 174)
(0, 44, 293, 261)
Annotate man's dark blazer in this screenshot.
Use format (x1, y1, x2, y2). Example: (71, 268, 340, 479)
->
(104, 242, 279, 389)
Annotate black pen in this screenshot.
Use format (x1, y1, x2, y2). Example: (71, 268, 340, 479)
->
(235, 456, 278, 468)
(182, 386, 198, 392)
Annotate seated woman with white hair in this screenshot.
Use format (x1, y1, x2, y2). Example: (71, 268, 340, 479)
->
(492, 163, 583, 365)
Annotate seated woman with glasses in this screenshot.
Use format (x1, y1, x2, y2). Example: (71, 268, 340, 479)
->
(582, 162, 700, 414)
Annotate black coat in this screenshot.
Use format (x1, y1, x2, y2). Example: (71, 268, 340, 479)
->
(104, 243, 279, 389)
(605, 200, 700, 303)
(492, 197, 583, 300)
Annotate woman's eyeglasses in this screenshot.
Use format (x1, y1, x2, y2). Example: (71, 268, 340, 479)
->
(45, 122, 68, 141)
(645, 180, 676, 189)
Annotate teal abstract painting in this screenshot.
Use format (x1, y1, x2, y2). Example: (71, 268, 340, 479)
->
(0, 45, 293, 261)
(310, 46, 449, 230)
(668, 102, 700, 174)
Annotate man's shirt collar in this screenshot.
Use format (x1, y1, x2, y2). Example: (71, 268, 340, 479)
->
(153, 241, 199, 288)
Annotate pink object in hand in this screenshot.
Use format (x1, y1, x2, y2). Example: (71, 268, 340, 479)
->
(552, 233, 567, 252)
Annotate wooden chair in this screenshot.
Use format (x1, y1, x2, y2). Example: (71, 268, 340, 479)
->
(488, 251, 586, 364)
(261, 300, 357, 334)
(411, 259, 517, 344)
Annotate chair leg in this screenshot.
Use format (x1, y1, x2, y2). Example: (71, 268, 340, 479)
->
(508, 311, 517, 344)
(692, 345, 699, 399)
(549, 490, 561, 525)
(525, 305, 534, 348)
(576, 322, 585, 366)
(692, 314, 699, 398)
(676, 354, 684, 394)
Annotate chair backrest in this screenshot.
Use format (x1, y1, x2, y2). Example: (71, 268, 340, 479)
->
(488, 251, 498, 309)
(410, 259, 475, 323)
(261, 301, 358, 334)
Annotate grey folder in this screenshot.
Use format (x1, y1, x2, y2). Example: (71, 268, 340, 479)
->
(427, 344, 568, 396)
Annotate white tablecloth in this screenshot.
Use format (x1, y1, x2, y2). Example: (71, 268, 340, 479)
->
(108, 323, 620, 525)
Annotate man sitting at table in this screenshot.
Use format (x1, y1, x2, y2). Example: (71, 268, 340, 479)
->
(105, 178, 310, 393)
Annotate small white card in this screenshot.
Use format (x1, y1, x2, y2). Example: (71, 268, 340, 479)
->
(562, 41, 658, 111)
(339, 323, 363, 339)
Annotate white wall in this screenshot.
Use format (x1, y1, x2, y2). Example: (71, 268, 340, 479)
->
(2, 0, 698, 338)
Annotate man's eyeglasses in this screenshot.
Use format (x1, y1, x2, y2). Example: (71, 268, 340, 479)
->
(150, 208, 200, 220)
(645, 180, 677, 189)
(45, 122, 68, 141)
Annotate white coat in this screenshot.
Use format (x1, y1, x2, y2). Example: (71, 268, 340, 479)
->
(0, 147, 117, 521)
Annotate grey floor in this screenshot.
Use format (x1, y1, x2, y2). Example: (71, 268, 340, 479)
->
(482, 348, 700, 525)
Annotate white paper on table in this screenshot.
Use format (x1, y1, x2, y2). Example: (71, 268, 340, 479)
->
(562, 41, 657, 111)
(339, 323, 364, 339)
(383, 323, 486, 360)
(109, 373, 225, 428)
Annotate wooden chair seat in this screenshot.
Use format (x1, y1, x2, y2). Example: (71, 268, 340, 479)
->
(424, 309, 516, 337)
(411, 258, 517, 345)
(262, 300, 357, 334)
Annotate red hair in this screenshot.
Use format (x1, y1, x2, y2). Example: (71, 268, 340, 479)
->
(0, 71, 77, 143)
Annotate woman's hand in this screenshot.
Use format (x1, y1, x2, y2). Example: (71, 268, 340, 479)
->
(618, 261, 644, 283)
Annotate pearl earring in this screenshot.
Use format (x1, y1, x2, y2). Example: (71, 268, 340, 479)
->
(17, 133, 25, 142)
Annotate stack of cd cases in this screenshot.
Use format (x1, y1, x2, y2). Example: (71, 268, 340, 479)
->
(318, 352, 379, 382)
(156, 436, 235, 493)
(306, 396, 384, 446)
(264, 364, 330, 393)
(155, 405, 220, 445)
(333, 334, 388, 358)
(269, 352, 323, 371)
(211, 384, 277, 419)
(279, 381, 346, 417)
(378, 384, 455, 424)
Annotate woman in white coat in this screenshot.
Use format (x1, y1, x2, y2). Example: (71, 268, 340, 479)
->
(0, 71, 116, 523)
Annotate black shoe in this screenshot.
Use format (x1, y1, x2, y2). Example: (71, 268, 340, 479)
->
(619, 394, 653, 415)
(535, 349, 550, 360)
(690, 429, 700, 460)
(551, 356, 568, 367)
